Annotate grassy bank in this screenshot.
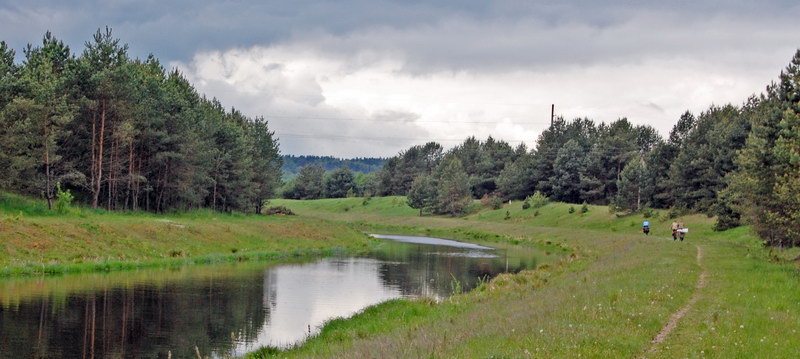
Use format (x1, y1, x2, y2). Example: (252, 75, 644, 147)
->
(245, 197, 800, 358)
(0, 193, 376, 276)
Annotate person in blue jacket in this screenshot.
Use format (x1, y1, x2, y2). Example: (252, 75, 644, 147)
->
(642, 220, 650, 235)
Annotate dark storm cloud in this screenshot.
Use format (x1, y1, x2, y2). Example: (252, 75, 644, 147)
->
(2, 0, 798, 66)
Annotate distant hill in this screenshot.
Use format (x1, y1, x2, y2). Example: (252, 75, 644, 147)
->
(281, 155, 386, 178)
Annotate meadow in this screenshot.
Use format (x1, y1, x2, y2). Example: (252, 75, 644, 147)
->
(0, 193, 375, 275)
(3, 191, 798, 357)
(244, 196, 800, 358)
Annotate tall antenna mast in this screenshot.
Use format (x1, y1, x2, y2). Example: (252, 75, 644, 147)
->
(550, 104, 555, 127)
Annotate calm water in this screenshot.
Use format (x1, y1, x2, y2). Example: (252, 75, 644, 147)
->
(0, 234, 547, 358)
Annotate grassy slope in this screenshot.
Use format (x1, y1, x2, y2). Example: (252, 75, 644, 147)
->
(0, 193, 375, 275)
(247, 197, 800, 358)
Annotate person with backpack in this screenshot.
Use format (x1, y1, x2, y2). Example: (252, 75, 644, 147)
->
(671, 222, 678, 241)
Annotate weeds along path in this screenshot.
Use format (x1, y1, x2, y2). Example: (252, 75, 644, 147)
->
(646, 245, 707, 355)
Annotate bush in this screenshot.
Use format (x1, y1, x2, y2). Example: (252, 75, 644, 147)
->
(667, 207, 683, 219)
(489, 197, 504, 210)
(522, 199, 531, 210)
(527, 191, 549, 208)
(265, 206, 295, 215)
(642, 207, 655, 218)
(504, 210, 511, 220)
(55, 182, 74, 214)
(534, 210, 540, 217)
(568, 206, 575, 214)
(580, 202, 589, 214)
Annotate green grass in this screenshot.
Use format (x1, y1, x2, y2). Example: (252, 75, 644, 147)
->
(244, 197, 800, 358)
(0, 193, 376, 275)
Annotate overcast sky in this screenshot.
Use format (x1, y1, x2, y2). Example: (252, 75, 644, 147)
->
(2, 0, 799, 157)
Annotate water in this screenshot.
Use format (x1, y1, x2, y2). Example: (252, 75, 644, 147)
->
(0, 234, 547, 358)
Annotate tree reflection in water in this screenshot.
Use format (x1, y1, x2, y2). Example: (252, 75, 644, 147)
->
(0, 236, 545, 358)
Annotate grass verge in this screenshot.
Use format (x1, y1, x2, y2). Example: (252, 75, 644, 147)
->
(0, 193, 376, 276)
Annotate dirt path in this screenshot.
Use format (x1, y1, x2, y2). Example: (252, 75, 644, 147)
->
(645, 245, 707, 355)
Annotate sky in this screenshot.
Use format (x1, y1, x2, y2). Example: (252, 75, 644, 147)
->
(2, 0, 799, 157)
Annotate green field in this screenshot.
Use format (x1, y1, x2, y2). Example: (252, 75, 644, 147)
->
(3, 192, 799, 358)
(0, 193, 375, 275)
(243, 196, 800, 358)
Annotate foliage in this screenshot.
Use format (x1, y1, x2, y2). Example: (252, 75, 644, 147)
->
(489, 197, 504, 210)
(580, 202, 589, 214)
(366, 50, 800, 247)
(281, 155, 385, 178)
(323, 167, 356, 198)
(614, 156, 648, 212)
(264, 206, 295, 216)
(527, 191, 549, 209)
(724, 49, 800, 246)
(282, 165, 325, 200)
(0, 29, 282, 213)
(433, 157, 473, 216)
(407, 175, 437, 216)
(54, 182, 73, 214)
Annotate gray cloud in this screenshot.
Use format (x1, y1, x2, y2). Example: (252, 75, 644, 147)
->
(2, 0, 798, 65)
(3, 0, 799, 157)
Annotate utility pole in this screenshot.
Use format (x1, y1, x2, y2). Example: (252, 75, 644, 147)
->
(550, 104, 555, 127)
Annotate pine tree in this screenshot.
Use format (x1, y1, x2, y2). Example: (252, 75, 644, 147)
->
(551, 139, 586, 203)
(324, 167, 356, 198)
(726, 50, 800, 246)
(407, 175, 437, 216)
(1, 33, 76, 208)
(615, 155, 649, 211)
(433, 157, 472, 216)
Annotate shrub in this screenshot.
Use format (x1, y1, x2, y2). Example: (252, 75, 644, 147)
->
(534, 210, 540, 217)
(642, 207, 655, 218)
(568, 206, 575, 214)
(504, 210, 511, 220)
(489, 197, 504, 210)
(527, 191, 549, 208)
(522, 199, 530, 210)
(580, 202, 589, 213)
(265, 206, 295, 215)
(667, 207, 682, 219)
(55, 182, 74, 214)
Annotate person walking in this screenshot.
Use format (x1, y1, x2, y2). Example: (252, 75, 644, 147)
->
(642, 220, 650, 235)
(671, 222, 678, 241)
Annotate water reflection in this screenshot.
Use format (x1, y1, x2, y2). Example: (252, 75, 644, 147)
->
(0, 235, 547, 358)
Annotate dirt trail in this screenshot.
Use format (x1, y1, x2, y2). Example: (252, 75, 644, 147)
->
(645, 245, 707, 355)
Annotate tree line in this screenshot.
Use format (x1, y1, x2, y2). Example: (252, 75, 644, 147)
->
(0, 29, 282, 213)
(2, 30, 797, 246)
(281, 155, 385, 178)
(359, 50, 799, 247)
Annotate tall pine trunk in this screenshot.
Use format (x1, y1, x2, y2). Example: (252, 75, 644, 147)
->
(44, 124, 52, 210)
(125, 138, 133, 210)
(92, 100, 106, 209)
